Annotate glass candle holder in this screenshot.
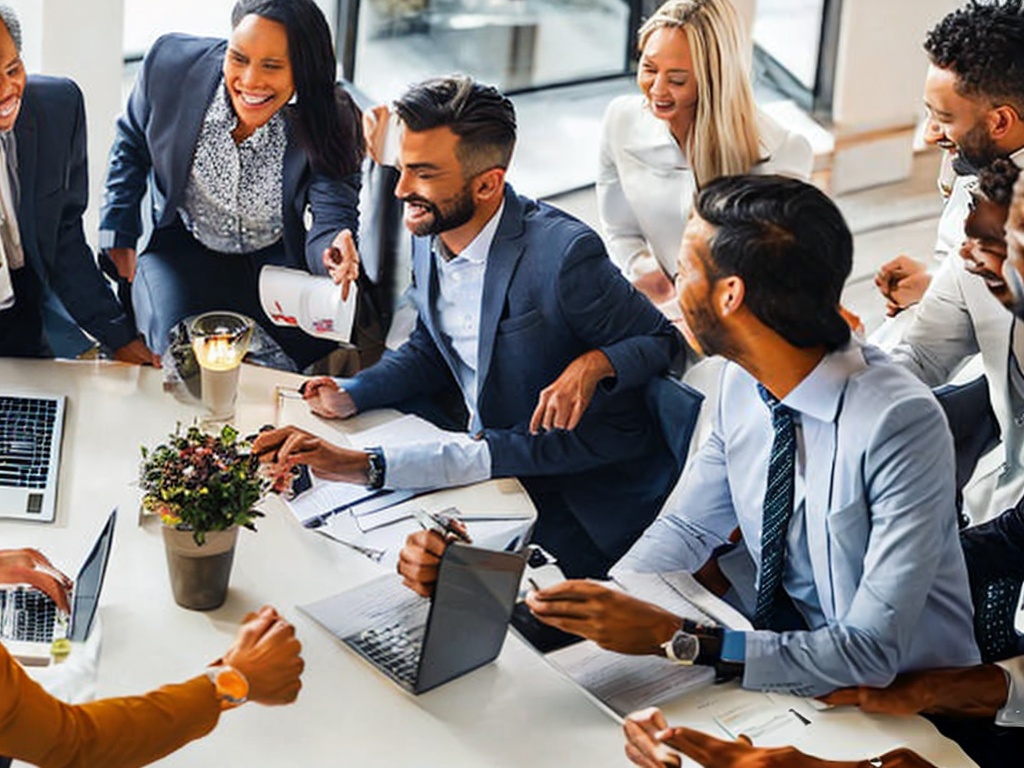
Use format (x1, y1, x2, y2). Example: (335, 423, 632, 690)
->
(189, 312, 255, 419)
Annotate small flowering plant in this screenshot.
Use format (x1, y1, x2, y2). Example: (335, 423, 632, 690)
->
(140, 423, 268, 545)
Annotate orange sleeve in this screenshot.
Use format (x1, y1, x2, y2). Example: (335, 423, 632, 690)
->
(0, 643, 221, 768)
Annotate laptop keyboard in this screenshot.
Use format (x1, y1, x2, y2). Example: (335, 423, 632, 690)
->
(0, 588, 58, 642)
(0, 396, 58, 489)
(349, 622, 424, 686)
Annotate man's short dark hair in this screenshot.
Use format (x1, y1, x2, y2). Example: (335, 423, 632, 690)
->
(695, 175, 853, 351)
(925, 1, 1024, 112)
(393, 75, 517, 176)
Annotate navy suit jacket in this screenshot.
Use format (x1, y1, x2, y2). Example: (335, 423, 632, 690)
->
(99, 33, 360, 274)
(16, 76, 135, 351)
(346, 187, 683, 559)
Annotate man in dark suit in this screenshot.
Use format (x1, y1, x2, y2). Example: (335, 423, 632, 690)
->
(255, 75, 685, 579)
(0, 5, 152, 363)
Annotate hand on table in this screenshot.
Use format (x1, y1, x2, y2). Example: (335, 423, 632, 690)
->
(112, 337, 160, 367)
(623, 708, 937, 768)
(530, 349, 613, 433)
(875, 255, 931, 316)
(301, 376, 357, 420)
(323, 229, 360, 302)
(252, 425, 369, 491)
(524, 580, 680, 655)
(820, 664, 1009, 719)
(0, 548, 72, 613)
(222, 605, 304, 705)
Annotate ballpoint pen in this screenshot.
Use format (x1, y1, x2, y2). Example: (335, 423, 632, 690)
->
(414, 508, 472, 544)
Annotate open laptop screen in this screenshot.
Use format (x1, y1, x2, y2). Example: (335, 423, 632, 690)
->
(69, 509, 116, 642)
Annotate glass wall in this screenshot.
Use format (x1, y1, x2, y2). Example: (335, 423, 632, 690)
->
(350, 0, 632, 101)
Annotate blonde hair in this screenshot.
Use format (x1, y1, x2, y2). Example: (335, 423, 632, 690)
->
(638, 0, 761, 186)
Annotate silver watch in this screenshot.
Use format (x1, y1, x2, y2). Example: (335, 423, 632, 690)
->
(660, 628, 700, 664)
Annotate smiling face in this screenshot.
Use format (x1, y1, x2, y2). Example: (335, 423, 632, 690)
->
(637, 26, 698, 140)
(0, 21, 25, 133)
(393, 125, 478, 238)
(960, 192, 1013, 307)
(923, 64, 1000, 169)
(223, 14, 294, 141)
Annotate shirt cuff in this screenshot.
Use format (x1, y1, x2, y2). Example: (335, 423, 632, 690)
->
(98, 229, 138, 251)
(995, 657, 1024, 726)
(382, 433, 492, 489)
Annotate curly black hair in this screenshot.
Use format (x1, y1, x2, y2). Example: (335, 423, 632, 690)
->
(977, 156, 1022, 205)
(925, 1, 1024, 111)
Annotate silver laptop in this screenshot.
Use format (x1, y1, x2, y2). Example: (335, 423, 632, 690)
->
(301, 544, 525, 694)
(0, 392, 66, 522)
(1, 509, 116, 665)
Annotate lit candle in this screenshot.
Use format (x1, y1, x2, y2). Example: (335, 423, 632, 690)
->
(189, 312, 255, 419)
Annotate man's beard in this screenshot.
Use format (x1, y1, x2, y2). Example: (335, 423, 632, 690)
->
(957, 122, 1002, 171)
(403, 185, 477, 237)
(684, 299, 739, 360)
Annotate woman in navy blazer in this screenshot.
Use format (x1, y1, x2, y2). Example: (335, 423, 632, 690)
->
(100, 0, 363, 369)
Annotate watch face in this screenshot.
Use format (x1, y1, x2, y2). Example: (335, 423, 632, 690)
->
(670, 631, 699, 662)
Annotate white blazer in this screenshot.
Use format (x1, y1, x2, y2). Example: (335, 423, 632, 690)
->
(596, 94, 813, 279)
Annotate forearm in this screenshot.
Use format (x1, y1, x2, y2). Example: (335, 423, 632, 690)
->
(914, 665, 1010, 718)
(2, 659, 220, 768)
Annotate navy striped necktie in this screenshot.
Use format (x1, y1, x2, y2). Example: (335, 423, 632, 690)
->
(753, 384, 797, 630)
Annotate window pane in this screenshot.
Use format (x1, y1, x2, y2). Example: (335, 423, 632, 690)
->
(354, 0, 631, 100)
(753, 0, 826, 91)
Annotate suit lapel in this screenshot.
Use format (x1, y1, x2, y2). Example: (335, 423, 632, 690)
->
(476, 188, 527, 400)
(282, 112, 303, 219)
(166, 46, 224, 212)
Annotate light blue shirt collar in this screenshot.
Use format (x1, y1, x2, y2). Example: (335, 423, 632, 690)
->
(779, 341, 866, 424)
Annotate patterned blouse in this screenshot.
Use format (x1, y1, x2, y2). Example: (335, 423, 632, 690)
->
(179, 81, 286, 254)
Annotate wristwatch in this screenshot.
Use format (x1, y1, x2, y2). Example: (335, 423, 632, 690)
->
(206, 664, 250, 709)
(365, 446, 386, 490)
(661, 628, 700, 664)
(660, 620, 744, 682)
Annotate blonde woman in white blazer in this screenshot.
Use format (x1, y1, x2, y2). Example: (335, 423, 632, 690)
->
(597, 0, 813, 319)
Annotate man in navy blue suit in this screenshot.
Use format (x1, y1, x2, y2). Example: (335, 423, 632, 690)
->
(255, 75, 685, 579)
(0, 5, 153, 363)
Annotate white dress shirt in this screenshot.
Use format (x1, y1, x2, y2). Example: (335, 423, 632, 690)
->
(596, 95, 813, 281)
(380, 203, 505, 489)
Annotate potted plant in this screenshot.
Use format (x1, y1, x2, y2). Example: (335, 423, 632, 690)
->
(140, 423, 268, 610)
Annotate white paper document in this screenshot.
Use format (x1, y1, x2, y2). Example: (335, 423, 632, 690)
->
(516, 571, 751, 720)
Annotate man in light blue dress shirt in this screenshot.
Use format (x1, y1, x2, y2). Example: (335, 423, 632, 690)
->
(527, 174, 979, 698)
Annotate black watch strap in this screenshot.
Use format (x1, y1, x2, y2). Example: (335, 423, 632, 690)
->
(365, 446, 386, 490)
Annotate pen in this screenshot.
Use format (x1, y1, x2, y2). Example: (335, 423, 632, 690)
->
(415, 508, 472, 544)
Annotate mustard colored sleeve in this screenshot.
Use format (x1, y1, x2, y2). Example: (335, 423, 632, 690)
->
(0, 643, 221, 768)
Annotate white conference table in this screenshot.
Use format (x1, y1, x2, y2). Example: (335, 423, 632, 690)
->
(1, 358, 978, 767)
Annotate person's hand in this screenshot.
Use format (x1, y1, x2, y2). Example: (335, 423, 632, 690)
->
(252, 426, 370, 490)
(322, 229, 360, 301)
(106, 247, 136, 281)
(396, 529, 450, 597)
(645, 723, 937, 768)
(623, 708, 682, 768)
(633, 269, 676, 306)
(112, 337, 161, 367)
(301, 376, 357, 419)
(0, 548, 72, 613)
(820, 665, 1009, 719)
(362, 104, 391, 164)
(820, 674, 933, 716)
(875, 255, 931, 316)
(221, 605, 303, 706)
(530, 350, 614, 433)
(525, 580, 680, 655)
